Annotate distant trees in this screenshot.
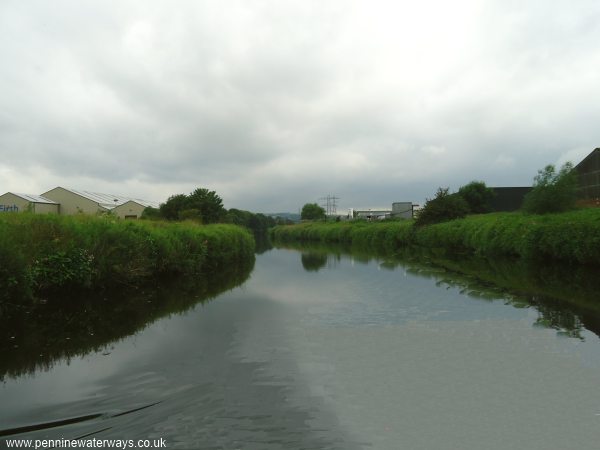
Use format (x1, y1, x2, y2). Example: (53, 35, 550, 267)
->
(523, 162, 579, 214)
(301, 203, 326, 221)
(149, 188, 277, 233)
(225, 208, 276, 233)
(159, 188, 226, 223)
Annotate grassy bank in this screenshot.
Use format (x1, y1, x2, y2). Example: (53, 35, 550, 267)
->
(270, 208, 600, 265)
(0, 213, 255, 301)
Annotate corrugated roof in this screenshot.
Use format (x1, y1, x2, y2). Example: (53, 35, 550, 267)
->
(60, 188, 159, 209)
(119, 198, 161, 209)
(11, 193, 58, 204)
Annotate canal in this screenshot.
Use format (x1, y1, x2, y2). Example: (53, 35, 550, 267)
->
(1, 247, 599, 449)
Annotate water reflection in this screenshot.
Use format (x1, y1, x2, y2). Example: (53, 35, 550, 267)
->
(0, 259, 254, 381)
(300, 252, 328, 272)
(278, 241, 600, 341)
(2, 246, 599, 449)
(253, 232, 274, 254)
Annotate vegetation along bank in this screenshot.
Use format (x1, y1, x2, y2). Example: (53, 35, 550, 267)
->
(0, 213, 255, 302)
(270, 208, 600, 266)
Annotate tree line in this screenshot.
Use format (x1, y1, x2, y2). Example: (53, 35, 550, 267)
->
(297, 161, 580, 227)
(415, 162, 579, 226)
(142, 187, 291, 233)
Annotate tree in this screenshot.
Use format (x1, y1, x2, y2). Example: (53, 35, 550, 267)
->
(522, 162, 579, 214)
(415, 187, 470, 226)
(158, 188, 226, 223)
(159, 194, 189, 220)
(458, 181, 495, 213)
(187, 188, 226, 224)
(301, 203, 326, 221)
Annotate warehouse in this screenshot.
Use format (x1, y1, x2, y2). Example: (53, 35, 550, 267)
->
(0, 192, 59, 214)
(489, 187, 532, 212)
(0, 187, 158, 219)
(112, 200, 158, 219)
(575, 148, 600, 200)
(41, 187, 159, 219)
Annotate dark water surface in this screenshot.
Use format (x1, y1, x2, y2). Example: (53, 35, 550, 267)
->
(1, 248, 600, 449)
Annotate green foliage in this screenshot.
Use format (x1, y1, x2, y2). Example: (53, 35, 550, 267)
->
(31, 249, 94, 290)
(301, 203, 326, 221)
(159, 194, 188, 220)
(0, 214, 255, 302)
(187, 188, 226, 223)
(225, 208, 276, 234)
(158, 188, 226, 223)
(271, 208, 600, 265)
(140, 206, 161, 220)
(523, 162, 579, 214)
(178, 208, 203, 222)
(415, 187, 470, 226)
(270, 220, 415, 254)
(457, 181, 495, 213)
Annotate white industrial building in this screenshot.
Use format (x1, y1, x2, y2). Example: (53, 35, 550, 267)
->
(350, 202, 415, 220)
(0, 192, 59, 214)
(0, 187, 158, 219)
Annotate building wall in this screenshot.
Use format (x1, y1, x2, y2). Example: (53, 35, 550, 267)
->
(392, 202, 413, 219)
(42, 187, 108, 215)
(490, 187, 532, 212)
(32, 202, 60, 214)
(355, 209, 392, 220)
(0, 193, 59, 214)
(576, 148, 600, 199)
(0, 193, 29, 213)
(112, 201, 146, 219)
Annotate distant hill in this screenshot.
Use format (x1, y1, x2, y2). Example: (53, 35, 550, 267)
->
(267, 212, 301, 223)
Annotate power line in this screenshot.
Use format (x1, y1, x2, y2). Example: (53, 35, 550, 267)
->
(319, 194, 339, 215)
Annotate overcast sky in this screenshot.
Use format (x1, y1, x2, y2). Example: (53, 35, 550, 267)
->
(1, 0, 599, 213)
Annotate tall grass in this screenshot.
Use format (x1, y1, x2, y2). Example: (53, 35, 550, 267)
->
(415, 209, 600, 264)
(271, 209, 600, 265)
(0, 213, 254, 301)
(270, 220, 414, 251)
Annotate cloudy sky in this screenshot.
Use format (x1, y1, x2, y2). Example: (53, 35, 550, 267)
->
(1, 0, 599, 213)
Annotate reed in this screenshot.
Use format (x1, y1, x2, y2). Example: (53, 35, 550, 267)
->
(0, 213, 255, 301)
(271, 208, 600, 265)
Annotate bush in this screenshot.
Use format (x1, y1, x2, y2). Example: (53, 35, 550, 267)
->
(458, 181, 495, 213)
(523, 162, 579, 214)
(415, 187, 470, 226)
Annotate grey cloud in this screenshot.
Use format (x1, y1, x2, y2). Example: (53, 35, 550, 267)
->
(1, 0, 600, 212)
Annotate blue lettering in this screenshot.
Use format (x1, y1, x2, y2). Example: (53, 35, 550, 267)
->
(0, 204, 19, 212)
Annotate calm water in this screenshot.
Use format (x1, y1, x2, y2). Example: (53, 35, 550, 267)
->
(1, 248, 600, 449)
